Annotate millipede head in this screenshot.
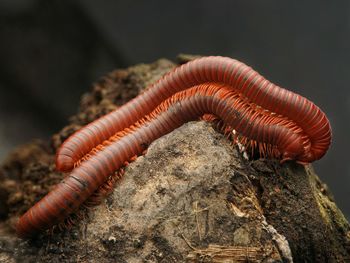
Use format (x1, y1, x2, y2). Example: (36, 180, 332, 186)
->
(282, 144, 328, 164)
(280, 137, 307, 164)
(294, 147, 329, 165)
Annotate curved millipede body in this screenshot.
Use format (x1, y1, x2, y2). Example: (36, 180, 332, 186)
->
(55, 56, 331, 172)
(17, 57, 332, 238)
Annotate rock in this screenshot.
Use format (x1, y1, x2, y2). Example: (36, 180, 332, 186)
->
(0, 56, 349, 262)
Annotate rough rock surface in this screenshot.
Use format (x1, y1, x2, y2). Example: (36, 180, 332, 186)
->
(0, 56, 349, 262)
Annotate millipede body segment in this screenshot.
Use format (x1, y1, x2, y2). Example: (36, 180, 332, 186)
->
(16, 56, 332, 238)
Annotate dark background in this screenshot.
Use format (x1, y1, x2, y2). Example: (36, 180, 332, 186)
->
(0, 0, 349, 219)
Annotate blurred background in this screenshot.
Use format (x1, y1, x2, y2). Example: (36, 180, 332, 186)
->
(0, 0, 349, 219)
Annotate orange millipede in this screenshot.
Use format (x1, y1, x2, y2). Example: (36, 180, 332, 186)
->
(55, 56, 331, 172)
(16, 57, 332, 238)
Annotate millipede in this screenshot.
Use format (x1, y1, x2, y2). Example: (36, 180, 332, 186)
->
(16, 56, 332, 238)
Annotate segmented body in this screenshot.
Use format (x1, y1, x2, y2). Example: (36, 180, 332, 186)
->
(16, 57, 332, 238)
(55, 56, 330, 171)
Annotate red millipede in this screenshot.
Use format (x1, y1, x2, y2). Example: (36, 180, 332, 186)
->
(55, 56, 331, 172)
(16, 56, 332, 238)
